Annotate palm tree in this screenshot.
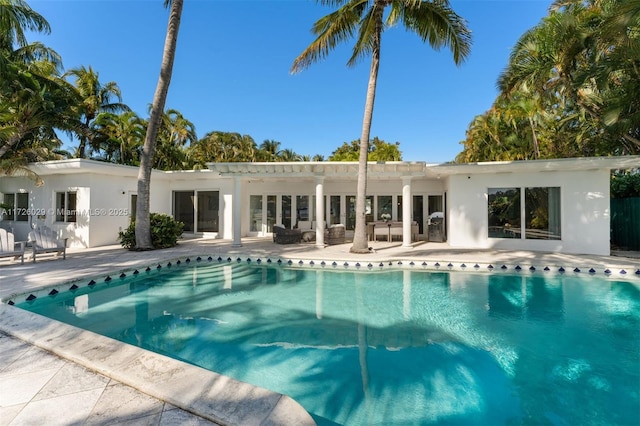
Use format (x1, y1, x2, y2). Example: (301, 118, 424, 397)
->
(154, 108, 196, 170)
(92, 111, 145, 165)
(0, 60, 76, 160)
(0, 0, 50, 52)
(0, 0, 74, 165)
(135, 0, 183, 250)
(258, 139, 282, 161)
(280, 148, 300, 162)
(65, 65, 129, 159)
(292, 0, 471, 253)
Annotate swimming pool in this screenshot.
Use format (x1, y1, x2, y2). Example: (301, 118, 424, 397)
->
(14, 259, 640, 425)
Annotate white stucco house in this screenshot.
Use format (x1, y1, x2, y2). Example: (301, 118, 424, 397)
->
(1, 155, 638, 256)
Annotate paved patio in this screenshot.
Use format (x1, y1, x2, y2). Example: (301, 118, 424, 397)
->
(1, 237, 639, 425)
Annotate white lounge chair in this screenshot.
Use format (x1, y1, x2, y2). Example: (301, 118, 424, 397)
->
(28, 226, 67, 262)
(0, 228, 25, 265)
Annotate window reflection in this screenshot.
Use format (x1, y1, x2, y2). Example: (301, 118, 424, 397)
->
(488, 188, 521, 238)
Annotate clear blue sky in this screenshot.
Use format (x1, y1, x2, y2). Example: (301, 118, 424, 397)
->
(30, 0, 552, 162)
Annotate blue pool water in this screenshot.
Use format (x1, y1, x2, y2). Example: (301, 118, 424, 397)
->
(16, 262, 640, 425)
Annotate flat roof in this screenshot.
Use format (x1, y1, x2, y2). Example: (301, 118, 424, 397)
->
(3, 156, 636, 181)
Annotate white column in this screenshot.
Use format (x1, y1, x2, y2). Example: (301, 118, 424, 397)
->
(232, 176, 242, 247)
(315, 176, 325, 247)
(402, 177, 412, 247)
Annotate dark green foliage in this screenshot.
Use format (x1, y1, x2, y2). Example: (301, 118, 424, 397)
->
(328, 137, 402, 161)
(118, 213, 184, 250)
(611, 198, 640, 250)
(611, 171, 640, 199)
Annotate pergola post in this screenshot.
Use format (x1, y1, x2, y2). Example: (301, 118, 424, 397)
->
(315, 176, 325, 247)
(402, 176, 412, 247)
(232, 176, 242, 247)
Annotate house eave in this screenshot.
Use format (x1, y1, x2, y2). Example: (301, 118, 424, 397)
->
(426, 155, 640, 177)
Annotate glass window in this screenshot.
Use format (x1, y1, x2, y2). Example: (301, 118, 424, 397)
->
(130, 194, 137, 219)
(330, 195, 340, 226)
(488, 188, 521, 239)
(346, 195, 356, 230)
(55, 191, 77, 223)
(525, 187, 561, 240)
(197, 191, 219, 232)
(2, 193, 15, 221)
(365, 195, 373, 223)
(377, 196, 392, 220)
(428, 195, 443, 215)
(282, 195, 292, 229)
(347, 195, 374, 228)
(16, 193, 28, 221)
(266, 195, 276, 232)
(174, 191, 194, 232)
(250, 195, 262, 232)
(413, 195, 424, 233)
(296, 195, 309, 221)
(397, 195, 402, 221)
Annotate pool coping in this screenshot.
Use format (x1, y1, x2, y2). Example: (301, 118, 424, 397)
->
(0, 301, 314, 426)
(4, 253, 639, 305)
(1, 240, 639, 425)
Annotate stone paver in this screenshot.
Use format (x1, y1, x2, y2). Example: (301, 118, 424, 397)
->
(0, 237, 638, 426)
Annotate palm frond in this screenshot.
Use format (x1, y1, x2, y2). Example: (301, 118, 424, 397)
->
(400, 0, 471, 65)
(291, 0, 368, 73)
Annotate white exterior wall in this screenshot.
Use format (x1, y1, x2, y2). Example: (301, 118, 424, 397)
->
(1, 177, 42, 242)
(1, 169, 172, 248)
(446, 169, 611, 255)
(4, 158, 629, 253)
(1, 175, 92, 247)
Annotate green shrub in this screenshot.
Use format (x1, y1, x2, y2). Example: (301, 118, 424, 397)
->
(611, 171, 640, 198)
(118, 213, 184, 250)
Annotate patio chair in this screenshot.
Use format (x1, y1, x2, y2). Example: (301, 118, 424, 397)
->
(373, 221, 390, 241)
(273, 225, 302, 244)
(296, 220, 312, 231)
(0, 228, 25, 264)
(28, 226, 68, 262)
(325, 224, 345, 245)
(297, 220, 315, 242)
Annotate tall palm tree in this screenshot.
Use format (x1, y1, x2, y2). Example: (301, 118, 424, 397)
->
(292, 0, 471, 253)
(65, 65, 129, 158)
(135, 0, 183, 250)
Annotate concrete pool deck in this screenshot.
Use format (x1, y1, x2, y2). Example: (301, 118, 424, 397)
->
(1, 237, 639, 425)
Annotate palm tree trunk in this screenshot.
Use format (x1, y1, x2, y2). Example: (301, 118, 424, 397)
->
(528, 116, 540, 159)
(77, 117, 91, 159)
(0, 136, 19, 159)
(0, 126, 27, 159)
(135, 0, 183, 250)
(351, 5, 383, 254)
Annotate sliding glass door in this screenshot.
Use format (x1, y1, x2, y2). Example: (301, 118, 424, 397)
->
(197, 191, 219, 232)
(173, 191, 194, 232)
(173, 190, 219, 233)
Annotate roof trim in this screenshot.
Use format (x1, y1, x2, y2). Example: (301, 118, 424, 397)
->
(206, 161, 430, 178)
(426, 155, 640, 176)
